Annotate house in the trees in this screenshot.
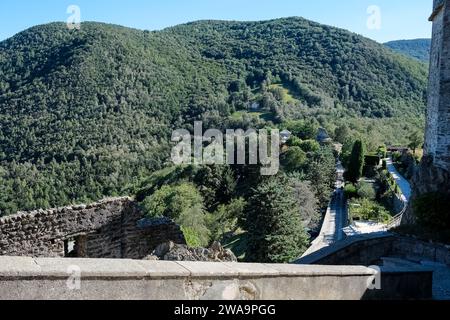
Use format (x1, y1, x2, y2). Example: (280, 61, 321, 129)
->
(280, 130, 292, 144)
(317, 128, 332, 144)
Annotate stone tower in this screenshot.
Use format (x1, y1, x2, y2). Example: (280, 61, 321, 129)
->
(425, 0, 450, 169)
(404, 0, 450, 223)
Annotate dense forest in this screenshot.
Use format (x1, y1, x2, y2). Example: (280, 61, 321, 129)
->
(0, 18, 428, 217)
(384, 39, 431, 63)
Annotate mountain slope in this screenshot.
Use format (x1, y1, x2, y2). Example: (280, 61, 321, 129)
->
(167, 19, 427, 118)
(385, 39, 431, 62)
(0, 19, 428, 214)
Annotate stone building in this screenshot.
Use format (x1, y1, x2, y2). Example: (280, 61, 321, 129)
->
(405, 0, 450, 223)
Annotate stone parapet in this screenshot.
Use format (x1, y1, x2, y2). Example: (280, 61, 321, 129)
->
(0, 257, 432, 300)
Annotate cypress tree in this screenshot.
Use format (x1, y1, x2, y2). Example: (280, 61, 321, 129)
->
(346, 140, 365, 183)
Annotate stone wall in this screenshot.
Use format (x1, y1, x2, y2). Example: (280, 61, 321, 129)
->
(295, 233, 450, 266)
(0, 257, 433, 300)
(0, 198, 185, 259)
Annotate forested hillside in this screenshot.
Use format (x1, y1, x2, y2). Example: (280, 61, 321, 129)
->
(0, 18, 428, 215)
(385, 39, 431, 63)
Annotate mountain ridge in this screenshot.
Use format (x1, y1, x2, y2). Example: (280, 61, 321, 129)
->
(384, 38, 431, 62)
(0, 18, 428, 214)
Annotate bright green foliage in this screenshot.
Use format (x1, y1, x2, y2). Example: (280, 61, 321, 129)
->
(344, 184, 358, 199)
(299, 140, 321, 153)
(181, 226, 203, 248)
(286, 137, 319, 153)
(377, 145, 388, 158)
(282, 147, 307, 172)
(141, 183, 210, 246)
(349, 198, 392, 223)
(245, 175, 309, 263)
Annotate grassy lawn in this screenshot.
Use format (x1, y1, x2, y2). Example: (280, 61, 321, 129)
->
(268, 83, 300, 104)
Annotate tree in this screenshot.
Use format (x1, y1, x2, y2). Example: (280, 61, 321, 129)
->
(334, 125, 350, 144)
(288, 173, 320, 230)
(208, 198, 246, 241)
(408, 131, 423, 155)
(245, 175, 309, 263)
(141, 183, 210, 246)
(299, 140, 320, 153)
(282, 147, 307, 172)
(286, 120, 318, 140)
(194, 165, 236, 211)
(286, 136, 303, 148)
(305, 146, 336, 206)
(345, 140, 365, 183)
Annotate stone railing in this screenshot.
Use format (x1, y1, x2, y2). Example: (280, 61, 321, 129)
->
(386, 203, 407, 230)
(0, 256, 432, 300)
(296, 233, 450, 267)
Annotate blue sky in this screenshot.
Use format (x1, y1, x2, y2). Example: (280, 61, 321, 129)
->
(0, 0, 433, 43)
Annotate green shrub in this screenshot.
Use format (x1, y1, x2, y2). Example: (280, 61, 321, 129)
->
(141, 183, 211, 247)
(357, 181, 376, 200)
(299, 140, 320, 153)
(208, 198, 246, 241)
(349, 198, 391, 223)
(181, 226, 203, 248)
(344, 184, 358, 199)
(282, 147, 307, 172)
(286, 136, 303, 148)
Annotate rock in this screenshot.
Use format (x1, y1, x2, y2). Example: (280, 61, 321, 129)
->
(149, 241, 237, 262)
(152, 241, 175, 257)
(142, 255, 159, 261)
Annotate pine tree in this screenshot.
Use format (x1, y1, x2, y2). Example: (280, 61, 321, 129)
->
(245, 175, 309, 263)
